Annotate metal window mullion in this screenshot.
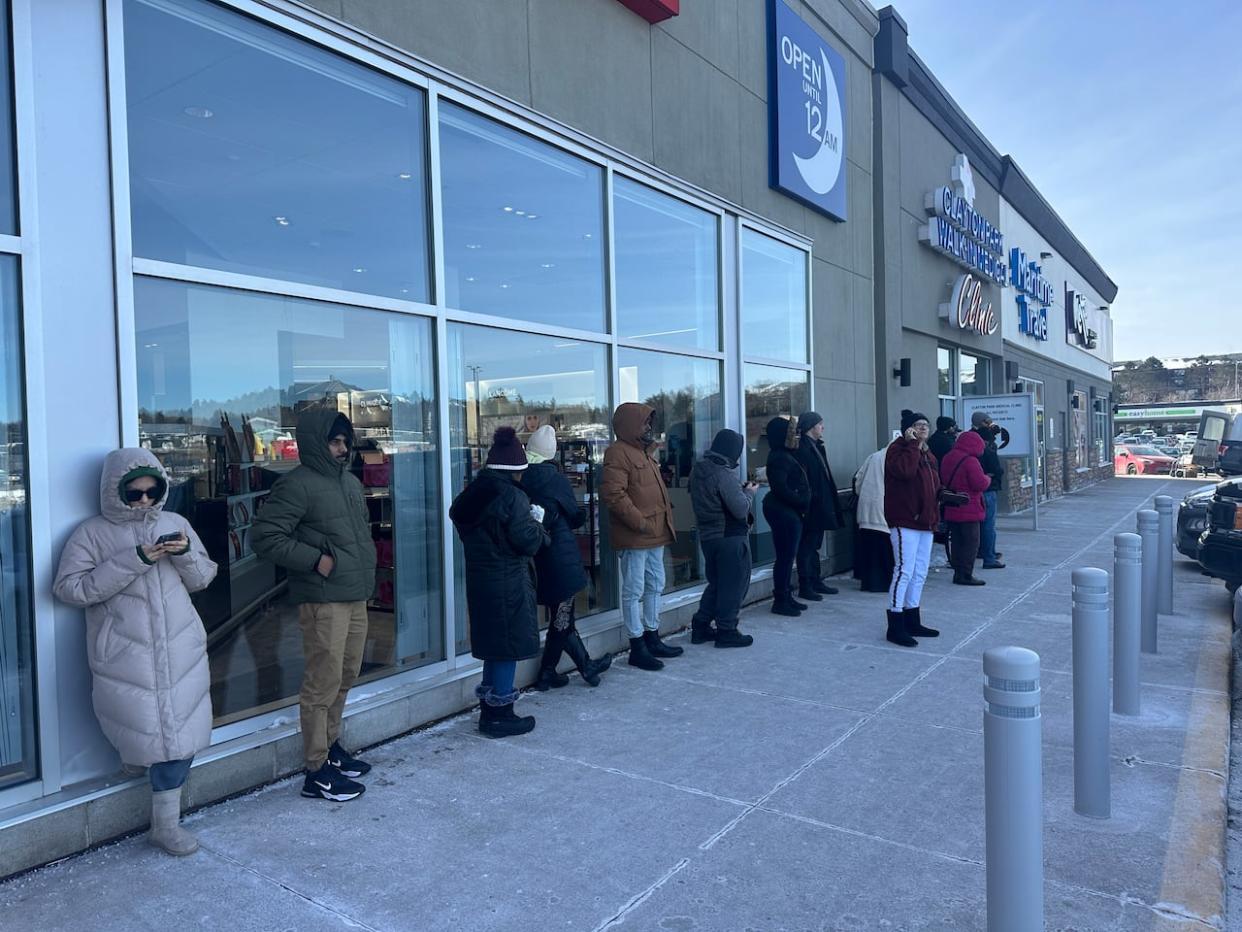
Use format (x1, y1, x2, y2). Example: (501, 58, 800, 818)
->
(604, 165, 617, 338)
(433, 314, 459, 670)
(427, 86, 446, 309)
(10, 0, 57, 795)
(0, 232, 20, 254)
(721, 214, 740, 434)
(130, 258, 441, 319)
(614, 338, 724, 361)
(105, 0, 138, 447)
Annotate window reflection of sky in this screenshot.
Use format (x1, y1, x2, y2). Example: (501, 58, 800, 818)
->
(742, 230, 807, 363)
(440, 103, 605, 331)
(614, 178, 718, 350)
(124, 0, 430, 300)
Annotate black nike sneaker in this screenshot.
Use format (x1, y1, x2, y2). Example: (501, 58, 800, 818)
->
(301, 763, 365, 801)
(327, 740, 372, 778)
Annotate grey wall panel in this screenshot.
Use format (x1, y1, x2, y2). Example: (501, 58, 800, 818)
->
(657, 0, 740, 80)
(852, 271, 875, 384)
(529, 0, 654, 163)
(796, 0, 876, 64)
(813, 257, 854, 382)
(736, 0, 768, 100)
(31, 0, 125, 785)
(339, 0, 533, 105)
(816, 377, 860, 477)
(848, 160, 873, 274)
(651, 28, 742, 203)
(297, 0, 342, 17)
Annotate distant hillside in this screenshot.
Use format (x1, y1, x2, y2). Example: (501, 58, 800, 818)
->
(1112, 354, 1242, 405)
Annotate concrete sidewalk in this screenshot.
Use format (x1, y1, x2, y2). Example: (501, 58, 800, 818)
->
(1, 477, 1231, 931)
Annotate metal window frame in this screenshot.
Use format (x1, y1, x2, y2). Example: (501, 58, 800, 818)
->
(93, 0, 816, 753)
(0, 0, 52, 807)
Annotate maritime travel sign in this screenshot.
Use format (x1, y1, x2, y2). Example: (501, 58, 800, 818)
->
(767, 0, 848, 221)
(1011, 247, 1052, 342)
(920, 154, 1006, 285)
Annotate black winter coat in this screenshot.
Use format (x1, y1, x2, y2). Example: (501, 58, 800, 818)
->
(522, 462, 588, 606)
(927, 429, 956, 464)
(971, 427, 1004, 492)
(764, 420, 811, 518)
(449, 469, 551, 662)
(794, 437, 844, 530)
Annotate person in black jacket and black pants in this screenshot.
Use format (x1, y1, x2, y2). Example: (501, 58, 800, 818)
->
(794, 411, 844, 601)
(969, 411, 1006, 570)
(762, 416, 811, 617)
(523, 426, 612, 691)
(449, 427, 550, 738)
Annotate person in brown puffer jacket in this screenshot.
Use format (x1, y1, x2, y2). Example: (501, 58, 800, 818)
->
(600, 402, 682, 671)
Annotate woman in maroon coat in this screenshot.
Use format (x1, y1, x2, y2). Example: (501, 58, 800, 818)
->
(938, 429, 993, 586)
(883, 410, 942, 646)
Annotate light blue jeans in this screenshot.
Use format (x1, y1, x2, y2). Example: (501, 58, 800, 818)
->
(618, 547, 666, 638)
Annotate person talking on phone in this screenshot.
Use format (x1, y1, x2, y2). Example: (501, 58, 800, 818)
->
(252, 408, 376, 802)
(883, 410, 943, 647)
(54, 449, 217, 856)
(688, 429, 758, 647)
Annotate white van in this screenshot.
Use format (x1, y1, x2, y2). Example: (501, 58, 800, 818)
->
(1192, 411, 1242, 477)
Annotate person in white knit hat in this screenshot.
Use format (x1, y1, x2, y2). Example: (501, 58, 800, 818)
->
(523, 425, 612, 690)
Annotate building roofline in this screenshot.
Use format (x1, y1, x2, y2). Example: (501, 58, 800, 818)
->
(875, 6, 1118, 304)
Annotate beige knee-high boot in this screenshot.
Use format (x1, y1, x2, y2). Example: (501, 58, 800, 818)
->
(148, 787, 199, 856)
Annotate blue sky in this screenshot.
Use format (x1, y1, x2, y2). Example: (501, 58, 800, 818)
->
(890, 0, 1241, 362)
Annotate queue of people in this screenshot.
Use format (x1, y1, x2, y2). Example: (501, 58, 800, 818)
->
(46, 400, 889, 855)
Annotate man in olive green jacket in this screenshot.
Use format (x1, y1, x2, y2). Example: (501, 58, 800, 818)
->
(252, 407, 377, 801)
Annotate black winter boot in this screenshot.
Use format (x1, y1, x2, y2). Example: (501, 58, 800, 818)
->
(478, 703, 536, 738)
(812, 579, 839, 595)
(797, 583, 824, 602)
(790, 595, 810, 610)
(886, 610, 918, 647)
(628, 636, 665, 671)
(643, 629, 684, 658)
(903, 606, 939, 638)
(771, 594, 802, 617)
(534, 628, 570, 691)
(563, 629, 611, 687)
(690, 615, 717, 644)
(714, 628, 754, 648)
(952, 572, 986, 587)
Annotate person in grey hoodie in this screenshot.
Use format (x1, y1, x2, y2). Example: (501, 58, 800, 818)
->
(688, 429, 758, 648)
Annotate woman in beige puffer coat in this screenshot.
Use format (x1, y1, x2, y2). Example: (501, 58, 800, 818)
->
(54, 448, 216, 856)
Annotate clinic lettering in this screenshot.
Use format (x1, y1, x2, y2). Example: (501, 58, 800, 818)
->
(941, 273, 998, 336)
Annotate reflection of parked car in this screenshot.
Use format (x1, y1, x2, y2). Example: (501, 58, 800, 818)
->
(1114, 445, 1175, 476)
(1197, 481, 1242, 593)
(1177, 479, 1242, 557)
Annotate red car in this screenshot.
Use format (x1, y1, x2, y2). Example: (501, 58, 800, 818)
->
(1115, 445, 1175, 476)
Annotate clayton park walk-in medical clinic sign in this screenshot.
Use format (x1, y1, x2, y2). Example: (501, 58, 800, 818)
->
(767, 0, 848, 221)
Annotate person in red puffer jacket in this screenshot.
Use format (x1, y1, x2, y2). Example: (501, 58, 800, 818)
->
(939, 429, 993, 587)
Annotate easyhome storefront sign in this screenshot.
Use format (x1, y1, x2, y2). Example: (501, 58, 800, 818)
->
(920, 154, 1006, 285)
(766, 0, 848, 221)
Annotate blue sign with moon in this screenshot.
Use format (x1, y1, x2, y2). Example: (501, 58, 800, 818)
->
(767, 0, 848, 221)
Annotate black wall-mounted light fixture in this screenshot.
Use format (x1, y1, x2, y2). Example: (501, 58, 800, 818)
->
(1039, 251, 1053, 260)
(892, 357, 911, 387)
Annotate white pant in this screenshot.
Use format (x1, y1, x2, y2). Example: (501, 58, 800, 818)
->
(889, 528, 933, 611)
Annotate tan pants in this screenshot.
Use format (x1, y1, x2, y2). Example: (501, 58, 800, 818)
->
(298, 601, 369, 771)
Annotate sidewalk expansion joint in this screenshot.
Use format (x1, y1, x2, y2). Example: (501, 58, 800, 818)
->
(198, 843, 383, 932)
(590, 857, 690, 932)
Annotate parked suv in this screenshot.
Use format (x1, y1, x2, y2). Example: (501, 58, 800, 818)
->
(1178, 478, 1242, 558)
(1197, 481, 1242, 593)
(1192, 410, 1242, 477)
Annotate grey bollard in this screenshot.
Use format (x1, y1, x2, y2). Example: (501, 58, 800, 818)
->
(1072, 567, 1111, 818)
(1113, 533, 1142, 715)
(1137, 510, 1159, 653)
(984, 646, 1044, 932)
(1154, 495, 1175, 615)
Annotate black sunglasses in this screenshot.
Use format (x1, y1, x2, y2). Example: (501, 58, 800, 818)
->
(124, 488, 159, 503)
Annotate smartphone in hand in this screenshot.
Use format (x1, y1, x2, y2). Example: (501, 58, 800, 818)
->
(155, 532, 185, 546)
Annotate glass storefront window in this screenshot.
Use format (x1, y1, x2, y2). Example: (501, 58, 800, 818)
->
(743, 364, 809, 565)
(617, 349, 722, 591)
(960, 353, 989, 397)
(0, 0, 16, 235)
(448, 325, 613, 653)
(937, 346, 954, 418)
(440, 103, 605, 331)
(614, 178, 718, 350)
(135, 277, 442, 724)
(0, 255, 35, 788)
(1072, 390, 1090, 469)
(1093, 397, 1109, 466)
(741, 230, 807, 363)
(124, 0, 431, 301)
